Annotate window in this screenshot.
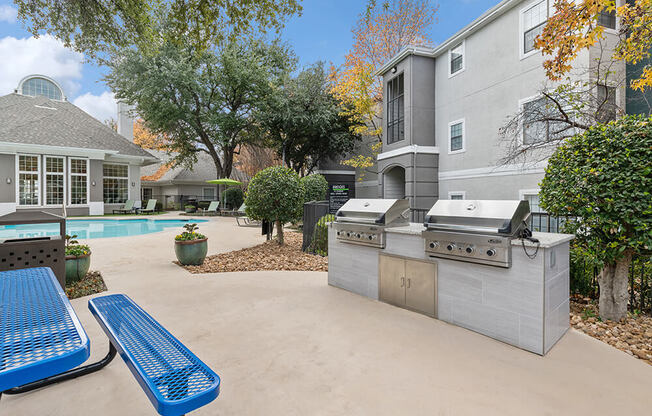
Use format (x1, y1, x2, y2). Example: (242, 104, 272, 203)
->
(202, 187, 216, 200)
(522, 96, 568, 144)
(387, 73, 405, 144)
(69, 158, 88, 205)
(142, 187, 153, 201)
(18, 155, 40, 205)
(45, 156, 64, 205)
(522, 1, 549, 55)
(21, 77, 63, 100)
(598, 9, 616, 29)
(449, 191, 466, 200)
(449, 119, 465, 153)
(103, 163, 129, 204)
(449, 42, 464, 76)
(597, 84, 617, 122)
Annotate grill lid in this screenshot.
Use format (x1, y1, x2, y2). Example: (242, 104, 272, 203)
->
(336, 199, 410, 225)
(424, 200, 530, 236)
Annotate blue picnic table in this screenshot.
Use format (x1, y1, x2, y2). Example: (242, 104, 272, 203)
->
(0, 267, 220, 415)
(0, 267, 91, 392)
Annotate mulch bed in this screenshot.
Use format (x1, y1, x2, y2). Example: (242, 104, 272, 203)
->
(571, 297, 651, 366)
(180, 231, 328, 273)
(65, 271, 108, 300)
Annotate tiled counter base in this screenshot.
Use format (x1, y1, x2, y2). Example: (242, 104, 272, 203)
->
(328, 223, 574, 355)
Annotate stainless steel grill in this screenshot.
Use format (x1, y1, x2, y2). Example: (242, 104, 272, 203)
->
(422, 200, 530, 267)
(334, 199, 410, 248)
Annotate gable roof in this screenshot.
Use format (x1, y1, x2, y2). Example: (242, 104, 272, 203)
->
(141, 150, 248, 184)
(0, 93, 155, 159)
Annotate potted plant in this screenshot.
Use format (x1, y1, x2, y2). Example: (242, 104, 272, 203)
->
(65, 234, 91, 284)
(174, 223, 208, 265)
(184, 204, 197, 213)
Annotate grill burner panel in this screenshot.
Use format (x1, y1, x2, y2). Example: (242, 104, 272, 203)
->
(423, 230, 511, 267)
(335, 199, 409, 249)
(423, 200, 531, 268)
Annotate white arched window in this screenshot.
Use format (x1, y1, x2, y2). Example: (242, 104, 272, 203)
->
(20, 76, 64, 100)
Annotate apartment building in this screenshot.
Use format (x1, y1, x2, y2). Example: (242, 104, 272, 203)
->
(362, 0, 626, 220)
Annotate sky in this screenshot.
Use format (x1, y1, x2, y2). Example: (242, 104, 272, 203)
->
(0, 0, 501, 123)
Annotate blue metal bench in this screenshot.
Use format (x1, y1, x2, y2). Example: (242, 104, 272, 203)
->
(88, 294, 220, 416)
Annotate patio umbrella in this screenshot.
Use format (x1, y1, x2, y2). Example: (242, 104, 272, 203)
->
(206, 179, 242, 186)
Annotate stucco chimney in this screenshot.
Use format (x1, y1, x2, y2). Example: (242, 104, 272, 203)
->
(117, 101, 135, 141)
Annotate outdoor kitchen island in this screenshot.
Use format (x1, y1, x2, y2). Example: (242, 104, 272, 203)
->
(328, 200, 574, 355)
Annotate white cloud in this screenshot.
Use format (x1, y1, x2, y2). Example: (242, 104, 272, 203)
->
(73, 91, 116, 122)
(0, 34, 84, 97)
(0, 5, 17, 23)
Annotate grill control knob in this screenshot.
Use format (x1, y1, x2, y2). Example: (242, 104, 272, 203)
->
(486, 249, 496, 257)
(429, 241, 439, 249)
(356, 233, 361, 239)
(446, 243, 456, 251)
(465, 246, 475, 254)
(368, 235, 374, 240)
(346, 232, 351, 237)
(336, 231, 341, 236)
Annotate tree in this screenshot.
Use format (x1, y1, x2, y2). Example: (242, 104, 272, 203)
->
(301, 174, 328, 202)
(539, 115, 652, 321)
(536, 0, 652, 91)
(106, 38, 294, 179)
(259, 62, 362, 174)
(245, 166, 305, 245)
(330, 0, 438, 175)
(234, 144, 280, 180)
(14, 0, 301, 58)
(133, 119, 170, 150)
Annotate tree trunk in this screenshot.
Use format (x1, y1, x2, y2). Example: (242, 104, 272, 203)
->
(598, 251, 632, 321)
(276, 220, 284, 245)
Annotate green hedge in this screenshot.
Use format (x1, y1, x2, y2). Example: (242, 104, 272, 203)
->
(307, 214, 335, 256)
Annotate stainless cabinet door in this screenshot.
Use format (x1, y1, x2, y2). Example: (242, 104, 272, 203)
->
(379, 255, 405, 307)
(405, 260, 437, 317)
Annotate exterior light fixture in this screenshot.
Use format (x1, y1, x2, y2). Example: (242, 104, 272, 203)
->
(131, 182, 135, 187)
(6, 177, 11, 184)
(391, 66, 397, 73)
(91, 181, 96, 186)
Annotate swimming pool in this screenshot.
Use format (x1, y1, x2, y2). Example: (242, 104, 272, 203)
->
(0, 218, 209, 240)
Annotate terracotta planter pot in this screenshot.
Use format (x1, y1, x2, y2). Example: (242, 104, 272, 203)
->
(175, 238, 208, 266)
(65, 253, 91, 284)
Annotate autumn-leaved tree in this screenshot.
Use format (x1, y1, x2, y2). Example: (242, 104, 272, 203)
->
(133, 119, 170, 150)
(330, 0, 438, 176)
(536, 0, 652, 91)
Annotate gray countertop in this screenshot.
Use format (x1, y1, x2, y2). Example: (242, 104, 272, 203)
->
(385, 223, 573, 248)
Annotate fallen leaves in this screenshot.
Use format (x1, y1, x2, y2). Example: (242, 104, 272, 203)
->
(571, 299, 652, 366)
(180, 231, 328, 273)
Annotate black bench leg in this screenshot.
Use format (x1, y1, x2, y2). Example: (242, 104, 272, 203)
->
(3, 343, 117, 395)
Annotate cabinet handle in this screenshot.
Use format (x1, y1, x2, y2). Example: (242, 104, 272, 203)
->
(407, 278, 411, 289)
(400, 277, 405, 287)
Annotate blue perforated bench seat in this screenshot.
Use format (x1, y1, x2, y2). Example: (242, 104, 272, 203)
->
(88, 294, 220, 416)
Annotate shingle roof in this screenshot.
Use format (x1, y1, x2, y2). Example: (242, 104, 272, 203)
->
(0, 93, 154, 158)
(141, 150, 248, 183)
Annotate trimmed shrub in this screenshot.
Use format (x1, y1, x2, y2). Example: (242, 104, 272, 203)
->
(307, 214, 335, 256)
(245, 166, 305, 245)
(301, 174, 328, 203)
(223, 187, 244, 209)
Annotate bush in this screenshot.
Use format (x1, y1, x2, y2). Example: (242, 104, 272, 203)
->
(540, 115, 652, 320)
(307, 214, 335, 256)
(245, 166, 305, 245)
(175, 223, 206, 241)
(301, 174, 328, 203)
(223, 187, 244, 209)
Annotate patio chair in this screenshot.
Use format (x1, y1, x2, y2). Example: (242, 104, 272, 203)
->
(236, 203, 260, 227)
(199, 201, 220, 216)
(112, 199, 135, 214)
(138, 199, 157, 215)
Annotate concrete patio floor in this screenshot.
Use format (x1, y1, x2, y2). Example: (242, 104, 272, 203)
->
(2, 214, 651, 415)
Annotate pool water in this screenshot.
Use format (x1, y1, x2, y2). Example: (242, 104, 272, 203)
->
(0, 218, 209, 240)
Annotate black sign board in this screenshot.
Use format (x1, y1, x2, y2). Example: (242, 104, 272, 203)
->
(328, 184, 350, 215)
